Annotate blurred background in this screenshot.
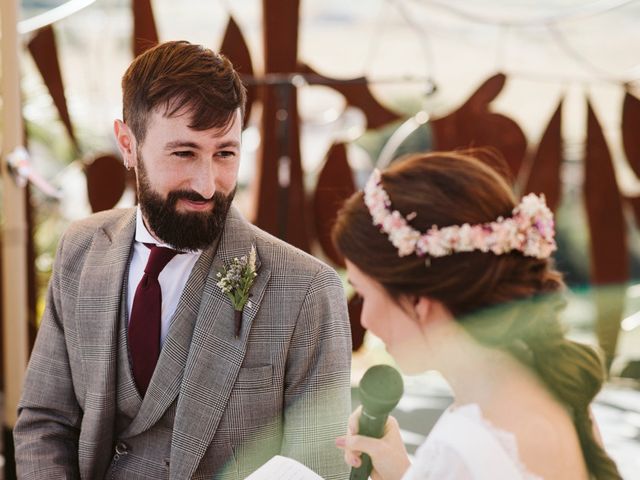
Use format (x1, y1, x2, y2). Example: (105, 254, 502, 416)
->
(3, 0, 640, 478)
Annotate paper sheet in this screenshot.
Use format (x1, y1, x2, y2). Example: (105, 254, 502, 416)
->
(245, 455, 325, 480)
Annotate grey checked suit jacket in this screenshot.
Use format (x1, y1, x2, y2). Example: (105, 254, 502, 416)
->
(14, 206, 352, 479)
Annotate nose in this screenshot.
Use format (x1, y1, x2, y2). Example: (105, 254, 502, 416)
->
(190, 161, 216, 200)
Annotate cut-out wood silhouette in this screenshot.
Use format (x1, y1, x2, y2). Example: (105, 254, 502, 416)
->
(623, 91, 640, 251)
(348, 295, 365, 351)
(432, 74, 527, 179)
(524, 99, 563, 211)
(298, 63, 403, 130)
(85, 155, 129, 213)
(254, 0, 309, 251)
(585, 99, 629, 366)
(133, 0, 159, 56)
(313, 142, 357, 267)
(28, 25, 78, 150)
(220, 17, 256, 126)
(622, 91, 640, 179)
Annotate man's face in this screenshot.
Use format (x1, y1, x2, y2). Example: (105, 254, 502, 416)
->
(117, 108, 242, 251)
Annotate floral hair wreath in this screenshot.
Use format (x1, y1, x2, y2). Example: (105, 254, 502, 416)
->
(363, 169, 557, 261)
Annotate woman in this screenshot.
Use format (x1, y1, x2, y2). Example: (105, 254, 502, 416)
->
(333, 151, 621, 479)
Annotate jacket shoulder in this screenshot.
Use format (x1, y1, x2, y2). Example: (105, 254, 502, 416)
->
(59, 208, 135, 253)
(249, 224, 339, 281)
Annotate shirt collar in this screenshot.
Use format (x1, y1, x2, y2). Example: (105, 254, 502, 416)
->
(135, 207, 160, 245)
(135, 207, 201, 254)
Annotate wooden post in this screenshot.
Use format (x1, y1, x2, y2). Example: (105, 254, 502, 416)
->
(1, 0, 30, 431)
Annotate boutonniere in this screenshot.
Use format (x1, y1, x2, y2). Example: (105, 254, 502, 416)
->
(216, 245, 258, 338)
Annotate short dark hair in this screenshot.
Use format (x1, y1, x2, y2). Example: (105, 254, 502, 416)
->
(121, 40, 247, 142)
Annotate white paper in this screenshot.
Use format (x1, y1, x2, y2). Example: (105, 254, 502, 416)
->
(245, 455, 325, 480)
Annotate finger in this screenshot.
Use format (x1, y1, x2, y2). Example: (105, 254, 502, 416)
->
(348, 405, 362, 435)
(342, 448, 360, 466)
(345, 434, 385, 458)
(383, 415, 400, 434)
(346, 450, 362, 468)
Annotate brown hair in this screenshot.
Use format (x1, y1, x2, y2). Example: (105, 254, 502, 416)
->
(333, 151, 621, 479)
(121, 40, 247, 143)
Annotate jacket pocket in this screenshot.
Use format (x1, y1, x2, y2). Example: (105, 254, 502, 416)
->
(234, 364, 273, 390)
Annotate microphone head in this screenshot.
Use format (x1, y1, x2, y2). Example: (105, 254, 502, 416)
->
(359, 364, 404, 415)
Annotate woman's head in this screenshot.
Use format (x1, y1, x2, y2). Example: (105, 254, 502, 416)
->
(333, 150, 621, 478)
(333, 150, 562, 319)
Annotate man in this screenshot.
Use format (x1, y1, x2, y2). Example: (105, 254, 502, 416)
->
(14, 40, 352, 480)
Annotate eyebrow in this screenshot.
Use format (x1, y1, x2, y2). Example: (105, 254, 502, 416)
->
(163, 140, 241, 151)
(217, 140, 241, 149)
(164, 141, 200, 151)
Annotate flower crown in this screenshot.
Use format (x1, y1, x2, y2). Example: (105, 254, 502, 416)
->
(363, 169, 556, 260)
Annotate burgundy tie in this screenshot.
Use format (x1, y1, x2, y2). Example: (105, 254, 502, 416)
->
(128, 244, 178, 396)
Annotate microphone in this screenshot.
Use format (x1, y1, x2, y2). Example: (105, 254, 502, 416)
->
(350, 364, 404, 480)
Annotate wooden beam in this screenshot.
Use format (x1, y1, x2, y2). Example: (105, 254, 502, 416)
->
(1, 0, 30, 427)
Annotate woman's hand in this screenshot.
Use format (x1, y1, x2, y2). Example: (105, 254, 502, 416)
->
(335, 406, 411, 480)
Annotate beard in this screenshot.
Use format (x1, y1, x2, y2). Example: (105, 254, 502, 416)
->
(136, 156, 235, 251)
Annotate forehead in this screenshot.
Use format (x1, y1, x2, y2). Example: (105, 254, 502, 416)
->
(145, 107, 242, 141)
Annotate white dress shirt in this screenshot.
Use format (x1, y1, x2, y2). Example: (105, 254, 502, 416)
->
(127, 208, 201, 346)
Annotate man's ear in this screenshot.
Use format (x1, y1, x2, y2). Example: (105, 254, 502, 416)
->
(114, 120, 137, 169)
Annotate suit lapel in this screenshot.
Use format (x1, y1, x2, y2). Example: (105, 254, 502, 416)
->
(76, 209, 135, 380)
(169, 208, 272, 480)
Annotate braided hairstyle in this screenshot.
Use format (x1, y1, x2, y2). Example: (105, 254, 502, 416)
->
(332, 151, 621, 479)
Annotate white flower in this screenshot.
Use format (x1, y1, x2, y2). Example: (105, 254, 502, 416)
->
(217, 245, 258, 337)
(455, 224, 475, 252)
(216, 252, 257, 308)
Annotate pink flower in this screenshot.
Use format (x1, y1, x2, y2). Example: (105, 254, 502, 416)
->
(363, 169, 557, 260)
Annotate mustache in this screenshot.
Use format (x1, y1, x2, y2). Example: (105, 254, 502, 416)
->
(167, 190, 215, 203)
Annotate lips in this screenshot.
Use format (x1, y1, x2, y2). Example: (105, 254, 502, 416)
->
(179, 198, 214, 211)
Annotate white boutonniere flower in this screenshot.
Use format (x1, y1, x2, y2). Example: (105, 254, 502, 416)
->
(216, 245, 258, 338)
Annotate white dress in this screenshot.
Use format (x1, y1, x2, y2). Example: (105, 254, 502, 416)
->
(402, 404, 543, 480)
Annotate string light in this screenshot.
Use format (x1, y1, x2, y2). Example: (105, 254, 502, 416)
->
(387, 0, 640, 86)
(408, 0, 639, 27)
(18, 0, 96, 34)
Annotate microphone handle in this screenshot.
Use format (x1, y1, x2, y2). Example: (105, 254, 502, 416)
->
(349, 410, 389, 480)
